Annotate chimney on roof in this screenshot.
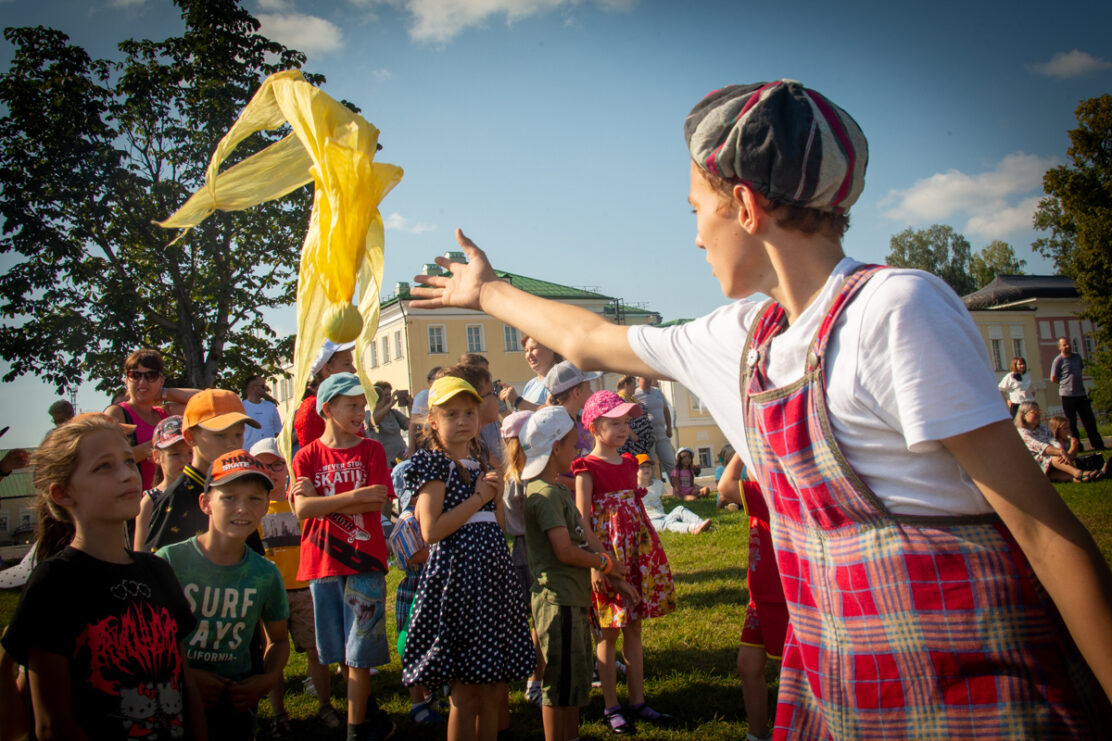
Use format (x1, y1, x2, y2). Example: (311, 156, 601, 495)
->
(443, 251, 466, 262)
(396, 281, 410, 297)
(421, 263, 443, 276)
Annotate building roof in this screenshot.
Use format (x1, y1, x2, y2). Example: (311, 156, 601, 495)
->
(382, 261, 661, 323)
(962, 274, 1077, 311)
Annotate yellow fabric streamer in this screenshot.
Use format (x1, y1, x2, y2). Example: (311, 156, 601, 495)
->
(158, 70, 403, 461)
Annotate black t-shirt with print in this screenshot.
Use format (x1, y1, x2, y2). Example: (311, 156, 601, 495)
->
(2, 547, 197, 740)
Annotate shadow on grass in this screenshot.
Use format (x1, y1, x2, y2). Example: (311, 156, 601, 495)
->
(679, 584, 749, 610)
(671, 567, 745, 585)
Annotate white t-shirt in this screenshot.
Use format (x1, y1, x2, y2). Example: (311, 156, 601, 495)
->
(628, 258, 1007, 517)
(998, 372, 1036, 405)
(242, 398, 283, 450)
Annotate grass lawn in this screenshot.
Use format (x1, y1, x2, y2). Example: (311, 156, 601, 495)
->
(3, 483, 1112, 740)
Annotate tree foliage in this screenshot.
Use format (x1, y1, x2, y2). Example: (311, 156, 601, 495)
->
(969, 240, 1027, 290)
(887, 226, 1027, 295)
(0, 0, 324, 393)
(1034, 94, 1112, 413)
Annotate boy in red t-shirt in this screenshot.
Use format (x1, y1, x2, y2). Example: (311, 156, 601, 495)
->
(718, 453, 786, 741)
(291, 372, 395, 741)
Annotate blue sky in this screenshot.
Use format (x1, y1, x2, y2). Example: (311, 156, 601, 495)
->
(1, 0, 1110, 447)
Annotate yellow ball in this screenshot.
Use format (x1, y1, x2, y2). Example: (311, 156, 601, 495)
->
(323, 303, 363, 343)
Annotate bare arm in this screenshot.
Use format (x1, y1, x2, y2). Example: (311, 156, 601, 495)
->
(942, 420, 1112, 700)
(28, 650, 89, 741)
(717, 452, 745, 509)
(415, 477, 498, 544)
(290, 477, 387, 518)
(181, 654, 208, 741)
(228, 620, 289, 712)
(411, 230, 656, 377)
(133, 493, 156, 551)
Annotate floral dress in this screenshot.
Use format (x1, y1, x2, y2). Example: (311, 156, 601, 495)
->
(401, 448, 535, 687)
(1018, 424, 1060, 473)
(571, 453, 676, 627)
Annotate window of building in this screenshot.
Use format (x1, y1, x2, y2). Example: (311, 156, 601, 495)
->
(1084, 335, 1094, 358)
(381, 336, 390, 364)
(989, 339, 1004, 371)
(697, 447, 712, 469)
(394, 330, 403, 359)
(503, 324, 520, 352)
(1012, 338, 1025, 361)
(18, 510, 33, 529)
(0, 512, 8, 533)
(466, 324, 485, 353)
(428, 325, 446, 354)
(368, 342, 379, 368)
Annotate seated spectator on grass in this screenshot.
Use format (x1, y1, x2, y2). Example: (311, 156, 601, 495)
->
(637, 455, 711, 534)
(1015, 402, 1100, 483)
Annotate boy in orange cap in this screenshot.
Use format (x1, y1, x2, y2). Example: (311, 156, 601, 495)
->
(143, 389, 261, 552)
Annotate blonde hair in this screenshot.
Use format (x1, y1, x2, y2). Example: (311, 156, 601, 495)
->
(503, 437, 526, 483)
(32, 414, 131, 560)
(1047, 415, 1071, 438)
(419, 372, 489, 486)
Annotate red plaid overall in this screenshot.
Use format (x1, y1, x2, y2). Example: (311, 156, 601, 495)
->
(741, 266, 1108, 739)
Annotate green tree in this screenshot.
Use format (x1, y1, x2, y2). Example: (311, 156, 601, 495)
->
(969, 240, 1026, 290)
(1033, 94, 1112, 413)
(0, 0, 324, 394)
(887, 224, 977, 295)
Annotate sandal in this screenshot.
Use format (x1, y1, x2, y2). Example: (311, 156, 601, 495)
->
(1075, 470, 1099, 483)
(315, 705, 344, 729)
(628, 701, 675, 725)
(269, 714, 294, 741)
(409, 700, 445, 725)
(604, 705, 636, 736)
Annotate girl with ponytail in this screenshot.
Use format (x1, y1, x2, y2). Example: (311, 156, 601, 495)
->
(2, 414, 205, 739)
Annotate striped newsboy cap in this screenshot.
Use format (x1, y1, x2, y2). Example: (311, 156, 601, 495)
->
(684, 80, 868, 214)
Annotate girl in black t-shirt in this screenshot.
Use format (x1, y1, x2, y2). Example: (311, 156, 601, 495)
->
(2, 413, 205, 740)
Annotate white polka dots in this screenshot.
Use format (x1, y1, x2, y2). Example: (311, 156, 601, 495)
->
(401, 449, 536, 687)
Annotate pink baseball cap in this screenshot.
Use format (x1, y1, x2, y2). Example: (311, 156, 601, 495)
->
(582, 390, 642, 428)
(500, 410, 533, 439)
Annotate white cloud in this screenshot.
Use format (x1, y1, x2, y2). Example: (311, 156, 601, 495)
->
(257, 0, 291, 10)
(881, 153, 1058, 239)
(371, 68, 392, 80)
(367, 0, 636, 44)
(107, 0, 147, 7)
(384, 212, 436, 234)
(1030, 50, 1112, 79)
(257, 13, 344, 55)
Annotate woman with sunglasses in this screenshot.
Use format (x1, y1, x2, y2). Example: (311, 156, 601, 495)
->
(104, 348, 199, 491)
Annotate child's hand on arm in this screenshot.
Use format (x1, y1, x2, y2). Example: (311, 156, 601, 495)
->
(607, 576, 642, 609)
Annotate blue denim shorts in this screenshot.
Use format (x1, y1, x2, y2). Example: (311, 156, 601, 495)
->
(310, 572, 389, 668)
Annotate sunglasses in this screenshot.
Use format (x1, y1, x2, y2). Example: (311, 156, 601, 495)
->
(125, 370, 161, 382)
(263, 462, 287, 473)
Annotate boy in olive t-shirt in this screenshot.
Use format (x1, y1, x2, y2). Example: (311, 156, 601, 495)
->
(520, 407, 634, 741)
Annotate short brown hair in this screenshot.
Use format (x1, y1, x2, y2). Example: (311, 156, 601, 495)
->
(124, 348, 164, 376)
(458, 352, 489, 368)
(436, 363, 492, 393)
(700, 168, 850, 241)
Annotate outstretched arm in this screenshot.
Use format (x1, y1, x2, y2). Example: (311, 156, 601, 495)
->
(411, 229, 656, 377)
(943, 420, 1112, 701)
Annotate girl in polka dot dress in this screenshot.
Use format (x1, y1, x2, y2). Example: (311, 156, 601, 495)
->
(402, 376, 535, 739)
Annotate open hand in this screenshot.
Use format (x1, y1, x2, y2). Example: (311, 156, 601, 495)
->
(410, 229, 500, 310)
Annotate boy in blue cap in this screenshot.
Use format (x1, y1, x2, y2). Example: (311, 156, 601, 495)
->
(290, 372, 395, 741)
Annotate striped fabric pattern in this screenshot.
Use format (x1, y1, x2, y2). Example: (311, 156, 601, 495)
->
(741, 266, 1108, 739)
(683, 80, 868, 214)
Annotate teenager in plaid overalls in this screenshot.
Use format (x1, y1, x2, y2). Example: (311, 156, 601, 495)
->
(410, 79, 1112, 739)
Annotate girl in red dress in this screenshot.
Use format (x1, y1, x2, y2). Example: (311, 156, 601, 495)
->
(572, 390, 676, 735)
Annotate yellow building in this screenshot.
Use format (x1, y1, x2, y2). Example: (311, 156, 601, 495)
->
(272, 252, 664, 416)
(963, 275, 1100, 416)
